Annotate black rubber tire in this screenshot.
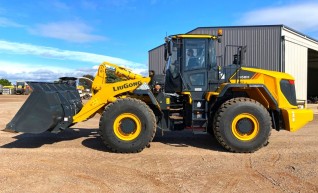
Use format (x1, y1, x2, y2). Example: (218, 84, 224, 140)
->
(99, 98, 156, 153)
(213, 97, 271, 153)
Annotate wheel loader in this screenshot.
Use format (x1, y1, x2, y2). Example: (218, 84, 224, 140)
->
(5, 31, 314, 153)
(16, 81, 29, 95)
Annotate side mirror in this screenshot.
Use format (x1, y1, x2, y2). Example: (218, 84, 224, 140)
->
(242, 46, 247, 53)
(233, 54, 238, 65)
(236, 46, 247, 66)
(240, 46, 247, 65)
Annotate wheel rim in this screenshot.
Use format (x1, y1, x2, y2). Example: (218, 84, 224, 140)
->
(113, 113, 142, 141)
(232, 113, 259, 141)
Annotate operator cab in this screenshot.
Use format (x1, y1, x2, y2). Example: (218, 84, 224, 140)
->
(164, 34, 220, 94)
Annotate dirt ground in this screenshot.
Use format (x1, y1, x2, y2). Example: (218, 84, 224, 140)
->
(0, 95, 317, 193)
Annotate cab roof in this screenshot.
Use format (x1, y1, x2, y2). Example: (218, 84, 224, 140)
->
(171, 34, 218, 39)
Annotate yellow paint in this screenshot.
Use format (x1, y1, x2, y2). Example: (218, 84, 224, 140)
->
(229, 67, 296, 109)
(77, 85, 84, 91)
(166, 97, 170, 105)
(113, 113, 141, 141)
(173, 34, 217, 39)
(281, 108, 314, 132)
(3, 86, 14, 89)
(231, 113, 259, 141)
(73, 62, 150, 123)
(181, 92, 192, 104)
(205, 92, 219, 101)
(217, 29, 223, 36)
(225, 67, 313, 132)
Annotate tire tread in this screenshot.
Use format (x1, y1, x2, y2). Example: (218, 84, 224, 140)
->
(99, 98, 156, 153)
(213, 97, 271, 153)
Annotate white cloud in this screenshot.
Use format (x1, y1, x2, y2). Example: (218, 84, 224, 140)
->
(0, 61, 73, 74)
(0, 60, 99, 82)
(0, 60, 147, 83)
(29, 21, 106, 43)
(239, 2, 318, 34)
(0, 17, 24, 28)
(0, 40, 146, 69)
(0, 40, 147, 82)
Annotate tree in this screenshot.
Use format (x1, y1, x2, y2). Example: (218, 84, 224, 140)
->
(78, 71, 123, 89)
(0, 79, 11, 86)
(106, 70, 122, 83)
(83, 74, 94, 81)
(79, 74, 94, 89)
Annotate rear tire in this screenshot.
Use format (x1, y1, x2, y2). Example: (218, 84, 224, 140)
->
(99, 98, 156, 153)
(213, 97, 271, 153)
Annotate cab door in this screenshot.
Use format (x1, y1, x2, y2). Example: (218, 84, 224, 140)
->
(182, 39, 208, 92)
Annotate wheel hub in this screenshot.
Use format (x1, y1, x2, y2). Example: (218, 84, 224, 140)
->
(120, 118, 136, 134)
(231, 113, 260, 141)
(236, 118, 254, 134)
(113, 113, 142, 141)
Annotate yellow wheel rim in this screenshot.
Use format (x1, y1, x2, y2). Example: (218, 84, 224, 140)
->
(113, 113, 141, 141)
(232, 113, 259, 141)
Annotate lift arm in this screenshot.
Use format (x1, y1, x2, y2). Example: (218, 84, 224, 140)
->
(73, 62, 150, 123)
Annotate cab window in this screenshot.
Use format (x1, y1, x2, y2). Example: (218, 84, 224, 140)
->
(184, 39, 206, 70)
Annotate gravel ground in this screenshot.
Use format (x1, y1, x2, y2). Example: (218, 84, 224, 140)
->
(0, 95, 317, 193)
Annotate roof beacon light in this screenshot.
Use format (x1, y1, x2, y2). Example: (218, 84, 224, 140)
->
(217, 29, 223, 36)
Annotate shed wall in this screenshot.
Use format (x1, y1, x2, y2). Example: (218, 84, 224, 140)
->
(149, 26, 282, 75)
(282, 27, 318, 100)
(148, 45, 165, 75)
(284, 40, 308, 100)
(189, 27, 282, 71)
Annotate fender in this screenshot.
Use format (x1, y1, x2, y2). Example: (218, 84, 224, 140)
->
(218, 83, 278, 110)
(218, 83, 281, 131)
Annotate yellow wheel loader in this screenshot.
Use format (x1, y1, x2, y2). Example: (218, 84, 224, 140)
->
(5, 31, 313, 153)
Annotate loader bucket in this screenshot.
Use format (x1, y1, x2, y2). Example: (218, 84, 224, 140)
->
(5, 82, 83, 134)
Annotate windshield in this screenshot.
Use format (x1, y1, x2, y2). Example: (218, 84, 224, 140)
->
(184, 39, 206, 71)
(165, 37, 217, 77)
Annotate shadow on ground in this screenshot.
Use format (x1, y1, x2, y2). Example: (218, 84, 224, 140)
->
(1, 128, 99, 148)
(1, 128, 226, 152)
(152, 130, 226, 152)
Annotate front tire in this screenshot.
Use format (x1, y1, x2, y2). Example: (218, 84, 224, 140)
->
(99, 98, 156, 153)
(213, 97, 271, 153)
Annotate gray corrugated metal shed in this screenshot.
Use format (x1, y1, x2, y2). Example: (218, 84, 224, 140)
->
(148, 25, 318, 75)
(149, 25, 283, 74)
(148, 25, 318, 100)
(190, 25, 282, 71)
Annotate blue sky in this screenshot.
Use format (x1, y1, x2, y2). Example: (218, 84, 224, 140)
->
(0, 0, 318, 82)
